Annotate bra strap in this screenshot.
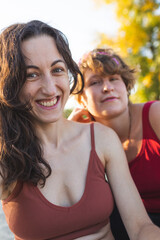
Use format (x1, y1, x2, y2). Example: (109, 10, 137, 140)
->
(142, 101, 155, 138)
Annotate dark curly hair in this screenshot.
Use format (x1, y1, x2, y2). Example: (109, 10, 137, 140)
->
(0, 20, 84, 188)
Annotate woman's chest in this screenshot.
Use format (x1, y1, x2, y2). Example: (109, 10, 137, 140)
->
(123, 138, 142, 163)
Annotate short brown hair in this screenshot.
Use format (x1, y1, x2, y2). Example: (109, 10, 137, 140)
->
(76, 48, 136, 104)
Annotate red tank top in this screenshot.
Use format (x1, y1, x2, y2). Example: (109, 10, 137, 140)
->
(2, 123, 114, 240)
(129, 101, 160, 213)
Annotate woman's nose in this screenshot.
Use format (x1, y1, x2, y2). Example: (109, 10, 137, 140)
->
(42, 75, 57, 95)
(102, 81, 113, 92)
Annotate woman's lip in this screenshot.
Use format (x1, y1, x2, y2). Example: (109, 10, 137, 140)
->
(101, 97, 118, 102)
(37, 96, 58, 102)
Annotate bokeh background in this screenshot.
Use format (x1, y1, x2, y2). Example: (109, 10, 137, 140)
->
(0, 0, 160, 239)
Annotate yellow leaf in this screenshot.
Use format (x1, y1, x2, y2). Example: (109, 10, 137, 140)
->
(143, 73, 152, 87)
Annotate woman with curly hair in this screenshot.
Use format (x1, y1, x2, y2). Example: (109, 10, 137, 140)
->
(0, 22, 160, 240)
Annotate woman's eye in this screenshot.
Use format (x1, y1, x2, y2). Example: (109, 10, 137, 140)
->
(52, 67, 64, 74)
(110, 77, 117, 81)
(110, 75, 121, 81)
(26, 72, 38, 79)
(91, 81, 99, 85)
(89, 78, 102, 86)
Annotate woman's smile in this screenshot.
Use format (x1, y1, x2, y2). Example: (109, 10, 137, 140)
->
(36, 96, 60, 109)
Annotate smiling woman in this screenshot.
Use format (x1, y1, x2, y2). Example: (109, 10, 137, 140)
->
(20, 35, 71, 124)
(0, 21, 160, 240)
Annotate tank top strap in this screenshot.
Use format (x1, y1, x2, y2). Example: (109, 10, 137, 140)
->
(142, 101, 155, 116)
(142, 101, 156, 138)
(90, 123, 95, 151)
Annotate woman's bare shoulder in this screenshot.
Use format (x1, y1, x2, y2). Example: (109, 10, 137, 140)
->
(93, 121, 119, 139)
(132, 101, 159, 114)
(149, 101, 160, 115)
(132, 101, 160, 139)
(93, 122, 122, 159)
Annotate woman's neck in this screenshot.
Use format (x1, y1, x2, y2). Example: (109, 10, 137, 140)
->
(94, 106, 132, 143)
(34, 117, 68, 149)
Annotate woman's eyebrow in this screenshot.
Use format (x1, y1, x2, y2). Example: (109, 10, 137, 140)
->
(87, 75, 100, 81)
(51, 59, 65, 67)
(26, 65, 39, 70)
(26, 60, 65, 70)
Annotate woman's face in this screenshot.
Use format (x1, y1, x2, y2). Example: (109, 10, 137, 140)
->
(19, 35, 70, 125)
(81, 69, 129, 121)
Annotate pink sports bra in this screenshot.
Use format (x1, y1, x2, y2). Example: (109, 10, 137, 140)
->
(2, 123, 114, 240)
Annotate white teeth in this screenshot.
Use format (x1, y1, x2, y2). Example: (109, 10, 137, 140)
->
(39, 98, 58, 107)
(53, 98, 58, 105)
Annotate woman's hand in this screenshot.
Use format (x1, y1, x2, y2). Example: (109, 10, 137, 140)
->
(68, 108, 93, 123)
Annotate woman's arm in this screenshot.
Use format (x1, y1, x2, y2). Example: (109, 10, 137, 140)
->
(94, 123, 160, 240)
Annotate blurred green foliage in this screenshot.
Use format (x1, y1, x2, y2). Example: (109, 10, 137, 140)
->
(94, 0, 160, 102)
(63, 108, 73, 119)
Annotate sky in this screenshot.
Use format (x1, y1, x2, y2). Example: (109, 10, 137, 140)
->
(0, 0, 120, 108)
